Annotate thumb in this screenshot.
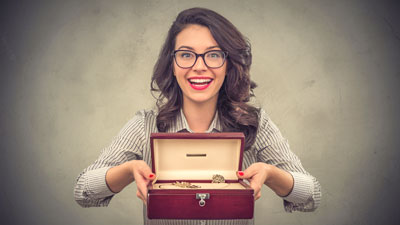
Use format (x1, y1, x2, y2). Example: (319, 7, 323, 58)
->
(237, 167, 257, 179)
(139, 166, 156, 181)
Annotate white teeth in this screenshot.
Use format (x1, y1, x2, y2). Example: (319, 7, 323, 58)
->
(188, 78, 212, 84)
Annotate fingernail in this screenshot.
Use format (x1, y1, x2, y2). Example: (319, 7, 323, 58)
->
(149, 174, 154, 178)
(238, 171, 244, 176)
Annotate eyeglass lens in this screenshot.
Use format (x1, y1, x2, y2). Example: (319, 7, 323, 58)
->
(174, 50, 226, 68)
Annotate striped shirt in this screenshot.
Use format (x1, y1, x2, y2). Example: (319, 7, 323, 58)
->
(74, 109, 321, 225)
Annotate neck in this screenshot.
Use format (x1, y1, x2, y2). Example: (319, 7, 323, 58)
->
(182, 99, 217, 133)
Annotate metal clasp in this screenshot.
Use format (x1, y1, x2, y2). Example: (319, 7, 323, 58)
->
(196, 193, 210, 207)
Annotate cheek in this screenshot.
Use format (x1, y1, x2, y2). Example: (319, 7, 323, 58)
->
(221, 63, 227, 74)
(218, 66, 227, 80)
(174, 65, 191, 80)
(173, 63, 182, 76)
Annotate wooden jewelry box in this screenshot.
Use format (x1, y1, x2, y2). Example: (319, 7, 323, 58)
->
(147, 132, 254, 220)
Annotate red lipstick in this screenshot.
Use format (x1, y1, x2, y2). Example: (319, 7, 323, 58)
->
(187, 76, 213, 91)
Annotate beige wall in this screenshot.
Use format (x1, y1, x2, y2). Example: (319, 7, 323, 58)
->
(1, 0, 399, 224)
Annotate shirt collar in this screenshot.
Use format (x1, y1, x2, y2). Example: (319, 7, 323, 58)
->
(167, 109, 222, 133)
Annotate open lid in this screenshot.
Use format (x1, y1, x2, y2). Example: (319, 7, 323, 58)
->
(150, 133, 244, 182)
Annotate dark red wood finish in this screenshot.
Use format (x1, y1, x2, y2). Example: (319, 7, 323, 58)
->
(148, 133, 254, 220)
(147, 183, 254, 219)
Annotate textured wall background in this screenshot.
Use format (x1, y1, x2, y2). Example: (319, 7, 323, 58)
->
(1, 0, 399, 224)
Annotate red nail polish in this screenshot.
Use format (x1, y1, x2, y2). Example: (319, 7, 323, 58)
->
(238, 171, 244, 176)
(149, 174, 154, 178)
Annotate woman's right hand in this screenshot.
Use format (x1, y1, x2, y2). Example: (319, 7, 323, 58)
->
(106, 160, 155, 205)
(129, 160, 156, 205)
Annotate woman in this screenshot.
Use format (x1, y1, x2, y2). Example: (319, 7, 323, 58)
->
(74, 7, 321, 224)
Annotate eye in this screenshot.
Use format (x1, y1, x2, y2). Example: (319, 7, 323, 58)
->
(207, 51, 223, 59)
(178, 51, 194, 59)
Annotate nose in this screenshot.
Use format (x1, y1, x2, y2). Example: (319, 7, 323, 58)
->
(192, 55, 207, 72)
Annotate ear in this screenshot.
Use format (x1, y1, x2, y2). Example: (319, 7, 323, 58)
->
(172, 65, 176, 77)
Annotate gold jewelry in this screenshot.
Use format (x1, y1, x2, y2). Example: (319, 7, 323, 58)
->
(158, 181, 201, 189)
(154, 174, 226, 189)
(212, 174, 225, 183)
(172, 181, 201, 188)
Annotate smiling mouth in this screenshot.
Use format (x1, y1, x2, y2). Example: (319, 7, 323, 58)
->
(188, 78, 213, 85)
(188, 78, 213, 90)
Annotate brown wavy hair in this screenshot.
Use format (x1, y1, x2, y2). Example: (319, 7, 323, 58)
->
(151, 7, 260, 150)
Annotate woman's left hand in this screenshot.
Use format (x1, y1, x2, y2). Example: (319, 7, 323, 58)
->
(237, 162, 270, 200)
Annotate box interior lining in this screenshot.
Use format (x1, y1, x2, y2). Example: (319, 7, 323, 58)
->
(153, 138, 241, 181)
(152, 182, 246, 190)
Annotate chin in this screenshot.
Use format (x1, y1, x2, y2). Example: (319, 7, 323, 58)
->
(185, 93, 218, 105)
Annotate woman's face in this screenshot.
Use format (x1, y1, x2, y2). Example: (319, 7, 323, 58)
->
(173, 24, 227, 106)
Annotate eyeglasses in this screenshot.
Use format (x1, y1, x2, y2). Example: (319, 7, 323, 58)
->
(172, 50, 228, 69)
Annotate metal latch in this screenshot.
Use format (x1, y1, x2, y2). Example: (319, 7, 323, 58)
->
(196, 193, 210, 207)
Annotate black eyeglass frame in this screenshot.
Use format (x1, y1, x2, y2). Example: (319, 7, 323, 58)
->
(172, 50, 228, 69)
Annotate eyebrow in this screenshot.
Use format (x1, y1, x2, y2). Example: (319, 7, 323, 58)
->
(177, 45, 221, 50)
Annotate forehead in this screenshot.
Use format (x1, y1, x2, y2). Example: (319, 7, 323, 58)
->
(175, 24, 219, 50)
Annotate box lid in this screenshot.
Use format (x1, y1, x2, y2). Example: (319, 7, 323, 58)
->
(150, 133, 244, 182)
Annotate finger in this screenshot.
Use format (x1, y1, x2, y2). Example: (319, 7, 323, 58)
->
(136, 180, 149, 204)
(250, 180, 262, 201)
(136, 190, 144, 200)
(133, 170, 150, 200)
(248, 177, 263, 199)
(236, 169, 256, 179)
(254, 191, 261, 200)
(132, 161, 153, 204)
(237, 167, 258, 179)
(250, 183, 262, 196)
(137, 164, 155, 181)
(136, 190, 146, 205)
(136, 178, 150, 201)
(248, 173, 264, 186)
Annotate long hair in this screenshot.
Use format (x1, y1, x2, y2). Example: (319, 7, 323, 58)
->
(151, 7, 260, 150)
